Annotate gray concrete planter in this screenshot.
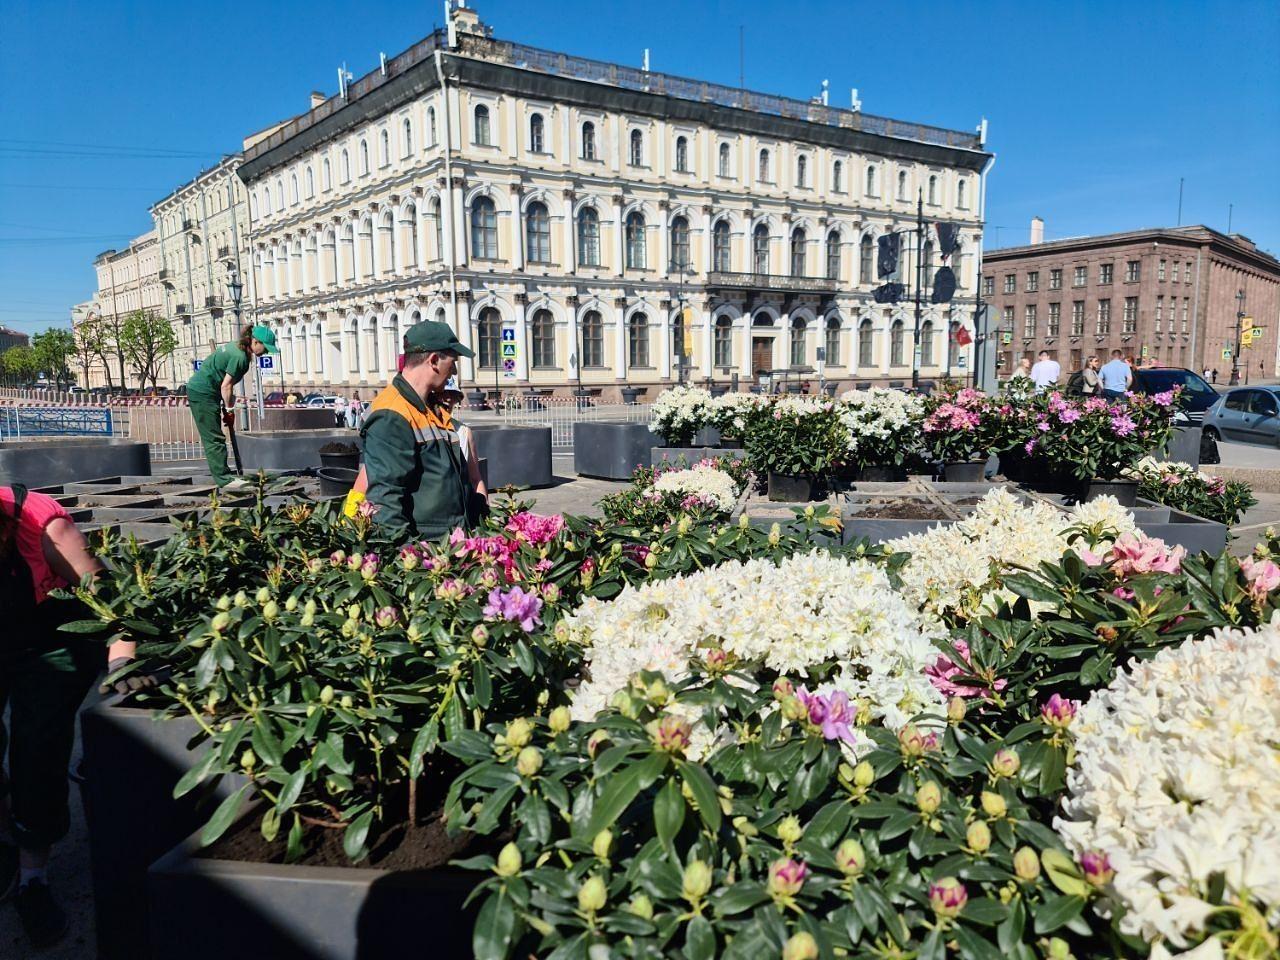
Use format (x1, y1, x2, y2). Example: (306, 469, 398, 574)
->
(651, 445, 722, 467)
(81, 698, 244, 960)
(236, 429, 362, 471)
(0, 437, 150, 486)
(469, 424, 553, 488)
(573, 421, 656, 479)
(260, 407, 337, 431)
(149, 807, 477, 960)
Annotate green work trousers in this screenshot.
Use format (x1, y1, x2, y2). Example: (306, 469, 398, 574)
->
(0, 624, 101, 850)
(189, 393, 234, 486)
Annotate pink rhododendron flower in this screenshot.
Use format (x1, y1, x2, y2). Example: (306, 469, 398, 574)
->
(1206, 476, 1227, 496)
(1058, 407, 1082, 423)
(1040, 693, 1078, 729)
(504, 511, 565, 545)
(1110, 414, 1137, 436)
(767, 859, 809, 898)
(794, 687, 857, 743)
(1107, 534, 1185, 577)
(1025, 440, 1038, 454)
(482, 586, 543, 631)
(925, 639, 1007, 698)
(1076, 545, 1104, 566)
(1151, 390, 1175, 407)
(1239, 556, 1280, 602)
(929, 878, 968, 917)
(1084, 397, 1108, 413)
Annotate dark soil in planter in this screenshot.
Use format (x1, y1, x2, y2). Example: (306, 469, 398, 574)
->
(853, 497, 982, 520)
(318, 441, 360, 455)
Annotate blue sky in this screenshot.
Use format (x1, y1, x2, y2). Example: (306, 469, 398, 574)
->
(1, 0, 1277, 334)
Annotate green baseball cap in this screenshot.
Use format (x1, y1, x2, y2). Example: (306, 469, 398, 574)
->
(251, 324, 278, 354)
(403, 320, 475, 359)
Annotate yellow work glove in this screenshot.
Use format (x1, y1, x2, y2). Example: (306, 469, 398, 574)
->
(342, 489, 366, 518)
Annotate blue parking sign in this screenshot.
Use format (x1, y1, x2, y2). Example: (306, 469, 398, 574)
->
(258, 355, 274, 369)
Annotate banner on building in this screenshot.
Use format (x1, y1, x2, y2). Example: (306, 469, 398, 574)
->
(931, 266, 956, 304)
(935, 222, 961, 258)
(876, 233, 901, 279)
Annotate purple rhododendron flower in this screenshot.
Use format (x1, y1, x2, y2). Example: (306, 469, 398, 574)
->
(795, 687, 856, 743)
(1110, 414, 1136, 436)
(483, 586, 544, 632)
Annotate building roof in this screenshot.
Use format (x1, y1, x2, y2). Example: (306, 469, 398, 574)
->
(985, 225, 1280, 274)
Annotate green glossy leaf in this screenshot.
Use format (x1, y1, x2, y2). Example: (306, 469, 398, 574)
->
(585, 752, 666, 838)
(962, 897, 1008, 926)
(654, 777, 685, 849)
(712, 882, 768, 917)
(173, 749, 219, 799)
(473, 890, 517, 960)
(1032, 894, 1084, 934)
(200, 782, 250, 847)
(676, 759, 722, 833)
(683, 915, 715, 960)
(1041, 847, 1089, 897)
(342, 808, 374, 862)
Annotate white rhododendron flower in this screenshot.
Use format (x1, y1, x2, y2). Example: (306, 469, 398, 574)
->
(889, 489, 1138, 619)
(649, 385, 715, 441)
(712, 392, 764, 433)
(563, 551, 944, 750)
(1056, 619, 1280, 950)
(651, 463, 741, 512)
(838, 387, 926, 456)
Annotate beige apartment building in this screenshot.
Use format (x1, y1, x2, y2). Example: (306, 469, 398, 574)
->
(984, 222, 1280, 383)
(237, 2, 993, 399)
(83, 230, 164, 388)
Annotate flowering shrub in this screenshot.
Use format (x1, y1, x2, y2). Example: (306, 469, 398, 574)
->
(599, 456, 753, 528)
(1056, 620, 1280, 956)
(1019, 390, 1178, 481)
(921, 387, 998, 463)
(710, 391, 765, 437)
(1125, 457, 1256, 525)
(741, 395, 849, 479)
(651, 462, 744, 513)
(838, 387, 927, 469)
(650, 385, 716, 446)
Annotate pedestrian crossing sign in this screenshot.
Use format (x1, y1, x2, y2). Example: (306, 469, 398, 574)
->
(501, 343, 517, 358)
(1222, 348, 1232, 360)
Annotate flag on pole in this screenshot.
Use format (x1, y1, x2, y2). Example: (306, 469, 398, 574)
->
(952, 326, 973, 346)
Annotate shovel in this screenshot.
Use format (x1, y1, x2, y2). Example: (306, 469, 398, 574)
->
(221, 409, 244, 476)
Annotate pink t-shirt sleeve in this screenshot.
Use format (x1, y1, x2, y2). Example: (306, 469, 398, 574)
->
(1, 486, 73, 603)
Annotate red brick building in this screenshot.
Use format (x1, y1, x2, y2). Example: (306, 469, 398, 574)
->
(983, 224, 1280, 384)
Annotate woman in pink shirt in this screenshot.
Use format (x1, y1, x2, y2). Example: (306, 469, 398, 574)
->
(0, 484, 138, 947)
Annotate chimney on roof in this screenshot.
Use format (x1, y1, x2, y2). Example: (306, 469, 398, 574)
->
(1030, 217, 1045, 245)
(310, 91, 327, 109)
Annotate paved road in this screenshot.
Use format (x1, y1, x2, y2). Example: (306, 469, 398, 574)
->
(1215, 437, 1280, 468)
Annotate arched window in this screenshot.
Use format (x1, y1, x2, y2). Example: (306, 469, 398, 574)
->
(758, 149, 770, 183)
(477, 307, 500, 368)
(474, 105, 491, 146)
(405, 203, 419, 269)
(928, 175, 939, 205)
(825, 315, 841, 365)
(920, 319, 935, 366)
(669, 216, 690, 271)
(340, 149, 350, 183)
(346, 316, 361, 374)
(629, 313, 650, 367)
(290, 174, 299, 204)
(752, 223, 770, 274)
(342, 223, 355, 281)
(427, 106, 437, 145)
(712, 220, 731, 272)
(581, 310, 603, 367)
(321, 158, 331, 191)
(250, 194, 258, 219)
(402, 118, 413, 156)
(529, 113, 544, 153)
(383, 313, 399, 371)
(948, 321, 962, 367)
(714, 316, 732, 368)
(718, 142, 731, 177)
(625, 212, 646, 269)
(865, 164, 878, 197)
(859, 235, 874, 284)
(304, 167, 314, 199)
(957, 180, 968, 209)
(581, 121, 596, 160)
(379, 129, 389, 166)
(360, 218, 374, 279)
(923, 240, 934, 277)
(832, 160, 843, 192)
(430, 197, 443, 261)
(790, 228, 806, 277)
(890, 319, 905, 366)
(577, 208, 600, 267)
(858, 318, 873, 367)
(365, 314, 381, 372)
(311, 321, 324, 376)
(275, 179, 283, 209)
(532, 309, 555, 368)
(826, 231, 841, 281)
(359, 140, 369, 174)
(471, 197, 498, 259)
(525, 201, 551, 263)
(796, 154, 807, 188)
(629, 129, 643, 166)
(790, 316, 807, 366)
(897, 170, 908, 200)
(675, 136, 688, 173)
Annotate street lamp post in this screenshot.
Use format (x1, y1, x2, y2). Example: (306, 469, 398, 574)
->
(226, 269, 259, 428)
(1230, 289, 1245, 386)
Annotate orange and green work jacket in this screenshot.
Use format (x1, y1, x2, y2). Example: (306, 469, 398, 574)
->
(360, 375, 469, 541)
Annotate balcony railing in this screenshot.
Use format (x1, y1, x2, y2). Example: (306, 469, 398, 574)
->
(204, 295, 223, 309)
(174, 303, 190, 316)
(180, 219, 193, 231)
(706, 271, 838, 294)
(216, 246, 231, 259)
(158, 268, 172, 282)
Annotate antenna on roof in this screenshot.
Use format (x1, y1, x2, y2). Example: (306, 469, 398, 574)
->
(850, 88, 862, 112)
(380, 52, 388, 76)
(643, 48, 650, 72)
(338, 63, 353, 99)
(820, 79, 829, 106)
(977, 117, 988, 145)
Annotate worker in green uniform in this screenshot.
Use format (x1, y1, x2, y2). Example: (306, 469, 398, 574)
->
(186, 324, 277, 488)
(360, 321, 476, 541)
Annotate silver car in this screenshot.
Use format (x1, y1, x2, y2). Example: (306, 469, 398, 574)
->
(1204, 385, 1280, 446)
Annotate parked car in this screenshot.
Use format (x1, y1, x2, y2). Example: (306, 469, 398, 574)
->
(304, 395, 341, 408)
(1129, 367, 1219, 426)
(1204, 386, 1280, 447)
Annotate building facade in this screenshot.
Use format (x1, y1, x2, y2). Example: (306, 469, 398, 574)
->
(984, 224, 1280, 383)
(87, 230, 163, 388)
(237, 2, 993, 399)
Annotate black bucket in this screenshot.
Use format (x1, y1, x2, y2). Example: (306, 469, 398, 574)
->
(941, 460, 986, 482)
(318, 467, 359, 499)
(319, 450, 360, 472)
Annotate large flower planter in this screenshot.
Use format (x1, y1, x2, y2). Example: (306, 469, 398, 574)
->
(148, 808, 478, 960)
(1085, 478, 1139, 507)
(236, 430, 362, 472)
(856, 465, 907, 482)
(767, 472, 818, 502)
(0, 437, 151, 486)
(572, 422, 654, 479)
(80, 697, 245, 960)
(469, 425, 553, 488)
(940, 460, 986, 482)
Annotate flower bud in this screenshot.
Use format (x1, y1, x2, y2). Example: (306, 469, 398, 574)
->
(772, 678, 795, 701)
(782, 932, 819, 960)
(767, 858, 808, 900)
(262, 599, 280, 621)
(768, 523, 781, 546)
(1040, 693, 1078, 730)
(587, 729, 609, 758)
(627, 893, 654, 920)
(592, 829, 612, 860)
(916, 781, 942, 814)
(682, 860, 713, 902)
(947, 696, 967, 723)
(548, 706, 571, 733)
(1013, 846, 1041, 881)
(515, 747, 543, 778)
(340, 694, 354, 710)
(374, 606, 398, 628)
(285, 595, 299, 612)
(966, 821, 992, 853)
(471, 624, 489, 647)
(495, 842, 522, 877)
(542, 582, 561, 603)
(304, 599, 317, 617)
(981, 791, 1007, 819)
(215, 595, 232, 611)
(835, 838, 865, 877)
(677, 515, 692, 535)
(777, 816, 804, 845)
(211, 611, 231, 634)
(1045, 937, 1074, 960)
(319, 685, 335, 706)
(240, 748, 256, 771)
(649, 714, 693, 755)
(738, 512, 750, 530)
(929, 877, 968, 918)
(780, 695, 808, 722)
(898, 724, 938, 757)
(255, 587, 271, 605)
(504, 718, 534, 749)
(577, 875, 607, 914)
(1080, 850, 1114, 887)
(853, 761, 876, 788)
(991, 748, 1021, 778)
(732, 816, 759, 837)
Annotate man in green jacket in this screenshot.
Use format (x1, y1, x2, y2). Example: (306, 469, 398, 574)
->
(360, 321, 477, 540)
(186, 324, 277, 488)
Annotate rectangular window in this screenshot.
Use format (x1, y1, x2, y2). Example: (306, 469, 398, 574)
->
(1181, 298, 1189, 331)
(1049, 268, 1062, 290)
(1186, 262, 1194, 284)
(629, 321, 650, 368)
(1099, 262, 1113, 284)
(1123, 296, 1138, 333)
(1125, 260, 1140, 282)
(1158, 259, 1166, 281)
(1071, 300, 1084, 336)
(1097, 298, 1111, 334)
(1003, 274, 1016, 294)
(1073, 265, 1087, 287)
(714, 323, 732, 368)
(1171, 261, 1180, 282)
(1026, 271, 1039, 293)
(1155, 295, 1163, 331)
(825, 323, 840, 366)
(982, 275, 994, 297)
(1023, 304, 1037, 338)
(1048, 302, 1061, 336)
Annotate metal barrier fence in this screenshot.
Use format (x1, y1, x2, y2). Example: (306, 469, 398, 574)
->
(0, 406, 114, 439)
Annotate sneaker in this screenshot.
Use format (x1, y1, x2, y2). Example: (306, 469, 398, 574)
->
(219, 477, 252, 491)
(14, 879, 67, 948)
(0, 843, 15, 902)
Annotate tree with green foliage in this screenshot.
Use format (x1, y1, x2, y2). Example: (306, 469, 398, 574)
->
(73, 317, 113, 390)
(32, 327, 76, 388)
(0, 345, 38, 386)
(119, 309, 178, 391)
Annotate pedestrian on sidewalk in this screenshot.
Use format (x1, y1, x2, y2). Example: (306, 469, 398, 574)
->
(347, 392, 365, 430)
(1011, 357, 1032, 382)
(186, 324, 277, 489)
(1099, 349, 1133, 399)
(1029, 350, 1061, 392)
(334, 395, 348, 428)
(0, 485, 149, 948)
